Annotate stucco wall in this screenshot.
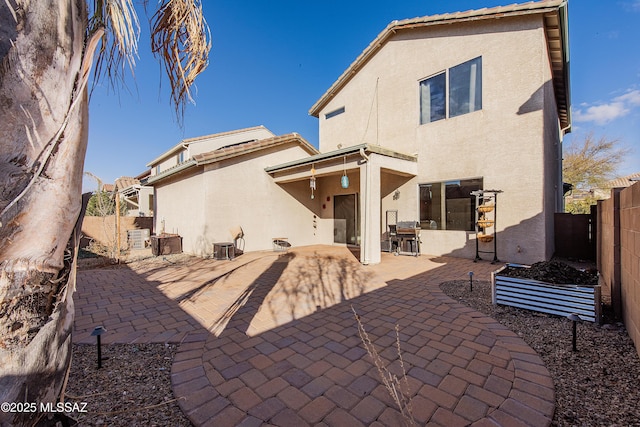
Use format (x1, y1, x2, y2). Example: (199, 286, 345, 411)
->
(153, 168, 205, 253)
(154, 143, 318, 257)
(201, 145, 318, 255)
(317, 15, 562, 264)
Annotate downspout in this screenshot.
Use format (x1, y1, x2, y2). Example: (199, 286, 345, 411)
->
(360, 148, 371, 264)
(182, 142, 189, 160)
(559, 124, 571, 212)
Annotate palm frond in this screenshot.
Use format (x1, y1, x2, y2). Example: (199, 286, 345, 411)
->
(88, 0, 140, 85)
(150, 0, 211, 120)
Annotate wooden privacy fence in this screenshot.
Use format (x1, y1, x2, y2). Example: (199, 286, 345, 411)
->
(492, 266, 602, 323)
(554, 207, 596, 260)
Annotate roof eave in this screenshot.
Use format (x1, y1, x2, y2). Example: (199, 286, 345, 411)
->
(146, 159, 197, 185)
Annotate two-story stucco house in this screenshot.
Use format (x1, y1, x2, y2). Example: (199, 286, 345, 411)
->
(149, 0, 570, 265)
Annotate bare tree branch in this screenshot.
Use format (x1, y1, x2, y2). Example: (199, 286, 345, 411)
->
(563, 132, 630, 191)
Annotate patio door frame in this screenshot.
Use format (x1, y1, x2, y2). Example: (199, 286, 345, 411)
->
(333, 193, 360, 246)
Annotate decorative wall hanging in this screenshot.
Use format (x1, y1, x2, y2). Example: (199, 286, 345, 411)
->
(310, 164, 316, 199)
(341, 156, 349, 189)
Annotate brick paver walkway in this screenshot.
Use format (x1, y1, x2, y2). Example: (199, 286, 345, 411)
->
(75, 246, 555, 426)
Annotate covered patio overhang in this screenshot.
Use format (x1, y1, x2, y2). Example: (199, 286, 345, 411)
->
(265, 144, 417, 264)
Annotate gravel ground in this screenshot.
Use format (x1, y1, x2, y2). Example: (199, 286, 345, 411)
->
(64, 343, 191, 426)
(440, 279, 640, 427)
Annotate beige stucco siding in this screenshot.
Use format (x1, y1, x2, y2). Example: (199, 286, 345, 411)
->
(154, 143, 318, 257)
(317, 15, 562, 264)
(201, 145, 318, 255)
(153, 169, 206, 252)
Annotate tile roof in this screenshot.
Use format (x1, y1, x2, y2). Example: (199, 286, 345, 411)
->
(146, 125, 273, 167)
(602, 172, 640, 189)
(309, 0, 570, 129)
(147, 133, 318, 185)
(192, 133, 317, 165)
(181, 125, 270, 145)
(114, 176, 140, 191)
(101, 183, 115, 193)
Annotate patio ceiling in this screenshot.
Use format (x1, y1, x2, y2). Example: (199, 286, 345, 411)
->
(265, 143, 417, 183)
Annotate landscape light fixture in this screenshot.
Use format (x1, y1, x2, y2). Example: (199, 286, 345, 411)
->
(91, 326, 107, 368)
(567, 313, 581, 352)
(468, 271, 474, 292)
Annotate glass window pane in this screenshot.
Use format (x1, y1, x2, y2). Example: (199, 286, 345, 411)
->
(420, 183, 443, 230)
(445, 178, 483, 231)
(420, 73, 446, 124)
(449, 57, 482, 118)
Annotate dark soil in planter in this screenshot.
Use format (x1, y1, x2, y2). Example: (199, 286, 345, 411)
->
(499, 260, 598, 286)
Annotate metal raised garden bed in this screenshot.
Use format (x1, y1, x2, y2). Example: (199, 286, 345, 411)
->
(491, 264, 601, 323)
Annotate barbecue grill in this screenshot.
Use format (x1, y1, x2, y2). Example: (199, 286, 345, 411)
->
(389, 221, 421, 256)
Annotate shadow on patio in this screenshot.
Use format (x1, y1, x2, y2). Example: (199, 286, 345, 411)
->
(73, 246, 554, 426)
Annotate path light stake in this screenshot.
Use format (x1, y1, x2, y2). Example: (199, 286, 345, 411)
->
(567, 314, 581, 352)
(91, 326, 107, 368)
(469, 271, 474, 292)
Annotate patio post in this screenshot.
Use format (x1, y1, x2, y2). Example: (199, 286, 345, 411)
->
(360, 153, 382, 264)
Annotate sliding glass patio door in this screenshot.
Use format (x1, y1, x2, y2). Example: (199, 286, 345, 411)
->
(334, 194, 359, 245)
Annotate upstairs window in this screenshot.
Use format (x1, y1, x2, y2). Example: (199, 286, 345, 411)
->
(449, 57, 482, 118)
(419, 56, 482, 124)
(419, 73, 446, 124)
(325, 106, 345, 119)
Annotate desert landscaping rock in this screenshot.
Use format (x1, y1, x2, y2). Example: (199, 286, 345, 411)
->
(65, 343, 191, 426)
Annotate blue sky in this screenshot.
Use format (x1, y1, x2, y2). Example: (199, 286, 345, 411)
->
(83, 0, 640, 190)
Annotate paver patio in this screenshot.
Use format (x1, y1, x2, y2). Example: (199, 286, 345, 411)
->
(74, 245, 555, 426)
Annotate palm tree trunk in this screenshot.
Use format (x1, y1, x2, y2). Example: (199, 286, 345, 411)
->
(0, 1, 91, 424)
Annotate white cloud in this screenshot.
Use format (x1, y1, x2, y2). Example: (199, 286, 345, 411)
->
(573, 89, 640, 125)
(614, 89, 640, 106)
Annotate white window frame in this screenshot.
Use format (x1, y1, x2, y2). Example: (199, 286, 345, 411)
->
(419, 56, 482, 125)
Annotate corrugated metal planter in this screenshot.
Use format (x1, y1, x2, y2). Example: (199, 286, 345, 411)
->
(491, 265, 602, 323)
